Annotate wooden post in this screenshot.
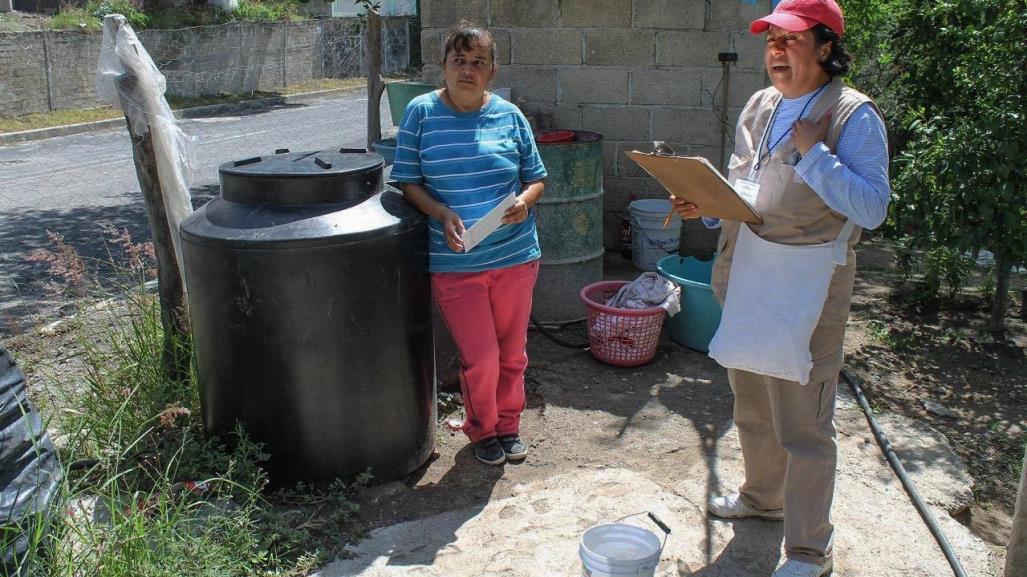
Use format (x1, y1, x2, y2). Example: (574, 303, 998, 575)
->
(115, 73, 191, 385)
(366, 9, 385, 150)
(1006, 442, 1027, 576)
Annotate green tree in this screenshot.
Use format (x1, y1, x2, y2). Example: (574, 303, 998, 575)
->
(886, 0, 1027, 331)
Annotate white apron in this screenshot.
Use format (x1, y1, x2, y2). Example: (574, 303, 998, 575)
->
(708, 220, 855, 385)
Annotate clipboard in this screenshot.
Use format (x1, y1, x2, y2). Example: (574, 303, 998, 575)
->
(625, 151, 762, 224)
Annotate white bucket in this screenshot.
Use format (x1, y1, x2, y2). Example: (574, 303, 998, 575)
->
(579, 523, 662, 577)
(629, 199, 681, 271)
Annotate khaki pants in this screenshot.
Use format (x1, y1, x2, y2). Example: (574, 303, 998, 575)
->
(728, 368, 838, 565)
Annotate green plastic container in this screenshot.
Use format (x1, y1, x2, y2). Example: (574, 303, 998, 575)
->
(533, 131, 605, 324)
(385, 82, 436, 126)
(656, 255, 722, 352)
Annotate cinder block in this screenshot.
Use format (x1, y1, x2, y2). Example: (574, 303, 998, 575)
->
(657, 30, 730, 68)
(517, 103, 583, 132)
(585, 29, 655, 66)
(421, 29, 444, 64)
(629, 69, 701, 106)
(423, 0, 487, 28)
(701, 68, 767, 107)
(603, 212, 622, 250)
(493, 29, 512, 65)
(632, 0, 704, 29)
(563, 0, 630, 28)
(732, 29, 766, 70)
(495, 66, 558, 104)
(585, 139, 614, 178)
(616, 141, 657, 177)
(690, 144, 729, 171)
(424, 26, 510, 65)
(511, 29, 582, 65)
(490, 0, 559, 28)
(709, 0, 771, 31)
(559, 68, 628, 104)
(581, 105, 650, 141)
(651, 108, 722, 146)
(604, 176, 654, 211)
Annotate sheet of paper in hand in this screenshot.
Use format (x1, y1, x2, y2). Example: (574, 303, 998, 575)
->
(460, 192, 518, 252)
(624, 151, 762, 224)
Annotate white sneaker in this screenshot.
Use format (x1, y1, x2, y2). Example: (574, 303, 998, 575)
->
(772, 558, 833, 577)
(707, 493, 784, 520)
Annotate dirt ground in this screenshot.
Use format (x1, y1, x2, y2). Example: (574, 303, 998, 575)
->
(843, 235, 1027, 548)
(351, 237, 1024, 559)
(7, 235, 1024, 565)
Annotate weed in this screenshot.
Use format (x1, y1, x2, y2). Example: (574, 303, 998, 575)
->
(925, 245, 974, 300)
(25, 232, 88, 297)
(865, 319, 892, 346)
(12, 229, 365, 575)
(90, 0, 149, 29)
(893, 235, 917, 282)
(941, 327, 969, 347)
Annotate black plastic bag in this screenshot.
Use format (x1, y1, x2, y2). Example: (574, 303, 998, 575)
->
(0, 343, 62, 573)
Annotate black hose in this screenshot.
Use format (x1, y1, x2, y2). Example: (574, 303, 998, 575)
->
(840, 369, 969, 577)
(529, 315, 589, 350)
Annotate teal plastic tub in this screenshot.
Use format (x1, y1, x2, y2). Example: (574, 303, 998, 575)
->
(656, 255, 722, 352)
(372, 138, 396, 165)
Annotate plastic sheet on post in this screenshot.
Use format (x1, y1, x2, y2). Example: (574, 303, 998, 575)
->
(95, 14, 194, 271)
(0, 343, 62, 572)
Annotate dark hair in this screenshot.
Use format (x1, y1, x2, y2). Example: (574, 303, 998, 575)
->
(442, 20, 496, 67)
(811, 24, 852, 77)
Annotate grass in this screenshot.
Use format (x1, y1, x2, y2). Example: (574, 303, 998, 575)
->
(0, 108, 124, 134)
(0, 77, 367, 134)
(6, 230, 369, 576)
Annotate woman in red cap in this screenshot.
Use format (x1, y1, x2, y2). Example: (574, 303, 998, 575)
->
(672, 1, 890, 576)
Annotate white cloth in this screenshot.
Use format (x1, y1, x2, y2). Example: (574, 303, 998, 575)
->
(707, 221, 854, 385)
(605, 272, 682, 317)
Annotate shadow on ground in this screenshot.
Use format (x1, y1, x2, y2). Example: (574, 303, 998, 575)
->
(0, 185, 217, 337)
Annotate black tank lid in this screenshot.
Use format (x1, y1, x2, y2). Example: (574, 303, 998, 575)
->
(219, 149, 385, 205)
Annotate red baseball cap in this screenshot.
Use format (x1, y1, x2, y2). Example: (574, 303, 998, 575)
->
(750, 0, 845, 37)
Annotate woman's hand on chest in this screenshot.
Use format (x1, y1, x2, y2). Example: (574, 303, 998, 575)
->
(791, 110, 832, 156)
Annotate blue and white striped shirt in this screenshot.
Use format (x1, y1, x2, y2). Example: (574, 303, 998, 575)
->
(704, 92, 890, 230)
(391, 92, 547, 272)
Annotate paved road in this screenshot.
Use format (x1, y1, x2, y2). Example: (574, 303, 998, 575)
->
(0, 92, 394, 336)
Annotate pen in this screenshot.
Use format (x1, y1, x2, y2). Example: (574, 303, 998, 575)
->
(661, 209, 675, 230)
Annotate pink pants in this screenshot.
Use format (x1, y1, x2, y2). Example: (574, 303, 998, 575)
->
(431, 260, 539, 443)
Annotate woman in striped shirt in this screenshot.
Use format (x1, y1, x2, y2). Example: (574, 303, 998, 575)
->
(392, 21, 547, 466)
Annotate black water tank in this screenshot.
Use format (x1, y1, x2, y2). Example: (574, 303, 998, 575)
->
(180, 149, 434, 487)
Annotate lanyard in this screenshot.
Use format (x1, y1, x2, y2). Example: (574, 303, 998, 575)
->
(749, 81, 830, 179)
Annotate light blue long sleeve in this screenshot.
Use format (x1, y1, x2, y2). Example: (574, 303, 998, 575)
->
(702, 98, 890, 230)
(793, 103, 890, 229)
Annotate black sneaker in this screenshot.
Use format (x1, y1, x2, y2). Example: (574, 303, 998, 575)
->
(498, 435, 527, 461)
(474, 437, 506, 465)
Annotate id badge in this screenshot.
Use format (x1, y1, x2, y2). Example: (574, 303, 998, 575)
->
(735, 178, 760, 207)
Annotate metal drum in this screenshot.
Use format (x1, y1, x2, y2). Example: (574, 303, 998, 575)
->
(180, 149, 434, 487)
(533, 131, 605, 324)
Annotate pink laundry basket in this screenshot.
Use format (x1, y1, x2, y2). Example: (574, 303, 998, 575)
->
(580, 281, 666, 367)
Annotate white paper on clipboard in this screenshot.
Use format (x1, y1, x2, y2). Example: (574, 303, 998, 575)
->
(461, 192, 517, 252)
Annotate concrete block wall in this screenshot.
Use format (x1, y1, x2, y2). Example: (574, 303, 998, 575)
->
(421, 0, 771, 254)
(0, 17, 411, 117)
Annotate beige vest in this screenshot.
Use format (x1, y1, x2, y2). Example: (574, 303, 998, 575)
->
(712, 78, 884, 381)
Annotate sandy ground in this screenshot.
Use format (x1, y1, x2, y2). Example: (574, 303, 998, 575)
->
(312, 251, 1004, 577)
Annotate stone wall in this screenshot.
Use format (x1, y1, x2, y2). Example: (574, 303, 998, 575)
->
(421, 0, 771, 253)
(0, 17, 411, 118)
